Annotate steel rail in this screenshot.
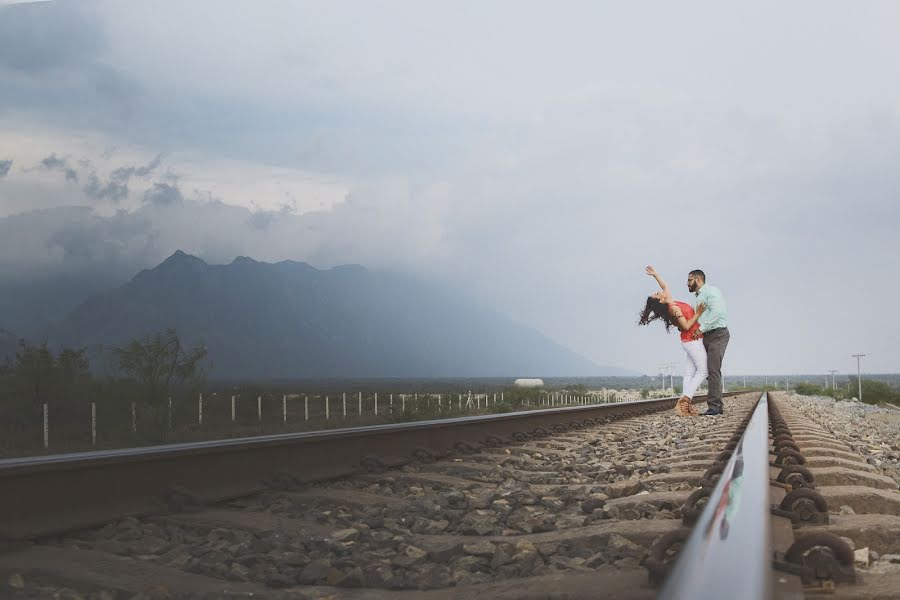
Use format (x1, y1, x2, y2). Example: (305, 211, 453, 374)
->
(659, 392, 771, 600)
(0, 392, 740, 541)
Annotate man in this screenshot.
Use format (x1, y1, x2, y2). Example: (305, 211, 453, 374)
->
(688, 269, 729, 416)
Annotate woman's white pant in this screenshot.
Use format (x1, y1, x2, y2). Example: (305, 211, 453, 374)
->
(681, 339, 708, 399)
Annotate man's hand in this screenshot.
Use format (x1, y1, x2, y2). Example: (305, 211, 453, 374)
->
(645, 265, 658, 277)
(696, 303, 706, 315)
(691, 329, 703, 340)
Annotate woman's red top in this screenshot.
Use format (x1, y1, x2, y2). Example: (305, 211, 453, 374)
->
(673, 301, 702, 343)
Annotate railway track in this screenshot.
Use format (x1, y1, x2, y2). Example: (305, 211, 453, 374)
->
(0, 391, 897, 599)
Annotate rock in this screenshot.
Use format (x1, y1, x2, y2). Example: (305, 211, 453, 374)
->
(430, 543, 462, 563)
(606, 534, 646, 559)
(854, 547, 870, 568)
(584, 552, 607, 568)
(580, 494, 608, 514)
(491, 544, 516, 568)
(453, 555, 489, 572)
(410, 563, 452, 590)
(365, 564, 398, 588)
(8, 574, 25, 590)
(298, 559, 332, 585)
(633, 501, 659, 517)
(839, 505, 856, 516)
(332, 528, 360, 542)
(443, 491, 469, 509)
(424, 519, 450, 534)
(139, 535, 169, 555)
(334, 566, 365, 587)
(459, 510, 498, 535)
(607, 477, 645, 498)
(463, 541, 495, 557)
(879, 554, 900, 564)
(540, 496, 565, 510)
(513, 540, 542, 574)
(228, 562, 251, 582)
(404, 545, 429, 562)
(554, 515, 586, 529)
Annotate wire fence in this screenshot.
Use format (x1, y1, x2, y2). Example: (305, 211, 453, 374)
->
(0, 388, 629, 458)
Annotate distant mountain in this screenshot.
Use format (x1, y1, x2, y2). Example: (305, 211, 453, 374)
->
(52, 251, 613, 378)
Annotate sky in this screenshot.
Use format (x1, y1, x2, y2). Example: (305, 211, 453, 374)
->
(1, 0, 899, 376)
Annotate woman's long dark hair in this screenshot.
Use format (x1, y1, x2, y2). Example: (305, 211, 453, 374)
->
(638, 296, 676, 332)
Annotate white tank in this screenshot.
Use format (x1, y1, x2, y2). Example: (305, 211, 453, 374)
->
(514, 378, 544, 388)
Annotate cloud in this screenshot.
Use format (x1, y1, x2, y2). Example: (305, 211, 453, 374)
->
(143, 182, 182, 206)
(0, 1, 143, 123)
(0, 159, 11, 177)
(36, 153, 79, 183)
(40, 154, 66, 170)
(82, 172, 128, 203)
(4, 2, 900, 375)
(110, 153, 162, 184)
(0, 2, 104, 73)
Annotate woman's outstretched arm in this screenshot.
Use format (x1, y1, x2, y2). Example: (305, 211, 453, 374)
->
(645, 265, 671, 296)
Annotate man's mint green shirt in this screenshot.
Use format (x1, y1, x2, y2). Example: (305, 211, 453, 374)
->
(695, 284, 728, 333)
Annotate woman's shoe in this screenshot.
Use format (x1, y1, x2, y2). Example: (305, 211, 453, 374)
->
(676, 396, 695, 416)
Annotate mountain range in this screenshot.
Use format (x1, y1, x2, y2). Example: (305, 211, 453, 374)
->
(6, 250, 631, 378)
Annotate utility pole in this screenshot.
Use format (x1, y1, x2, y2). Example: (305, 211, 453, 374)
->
(665, 361, 676, 392)
(827, 370, 838, 392)
(851, 354, 865, 401)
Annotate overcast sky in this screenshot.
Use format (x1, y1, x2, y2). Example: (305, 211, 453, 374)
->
(1, 0, 899, 376)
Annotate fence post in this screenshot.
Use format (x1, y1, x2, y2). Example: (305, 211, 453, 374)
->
(43, 403, 48, 449)
(390, 393, 393, 413)
(304, 395, 309, 421)
(168, 397, 173, 432)
(131, 402, 137, 433)
(438, 394, 442, 412)
(402, 394, 406, 413)
(257, 396, 262, 423)
(198, 393, 203, 425)
(458, 394, 462, 410)
(326, 396, 330, 420)
(358, 392, 362, 416)
(374, 392, 378, 415)
(342, 393, 346, 418)
(91, 402, 96, 446)
(501, 392, 504, 403)
(282, 395, 287, 424)
(414, 393, 418, 414)
(231, 395, 235, 422)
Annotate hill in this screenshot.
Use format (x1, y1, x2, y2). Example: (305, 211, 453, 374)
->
(53, 251, 614, 378)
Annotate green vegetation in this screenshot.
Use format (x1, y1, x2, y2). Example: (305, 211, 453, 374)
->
(791, 378, 900, 406)
(0, 330, 208, 452)
(850, 377, 900, 406)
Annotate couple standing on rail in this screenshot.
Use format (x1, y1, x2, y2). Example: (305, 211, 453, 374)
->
(638, 266, 730, 417)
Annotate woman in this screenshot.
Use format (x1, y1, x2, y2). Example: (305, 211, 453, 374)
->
(638, 265, 707, 416)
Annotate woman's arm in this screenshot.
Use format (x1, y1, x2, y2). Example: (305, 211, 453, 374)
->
(671, 303, 705, 332)
(645, 265, 671, 296)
